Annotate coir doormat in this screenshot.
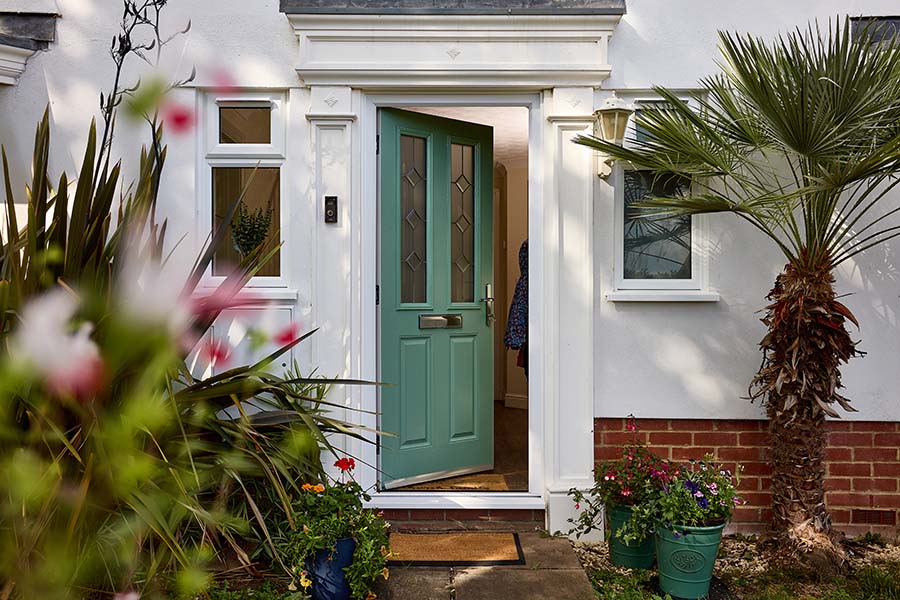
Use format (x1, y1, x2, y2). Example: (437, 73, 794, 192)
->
(387, 532, 526, 567)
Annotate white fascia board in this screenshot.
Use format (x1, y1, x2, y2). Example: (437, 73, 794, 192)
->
(0, 43, 34, 86)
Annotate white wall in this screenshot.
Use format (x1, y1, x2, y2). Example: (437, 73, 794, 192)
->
(0, 0, 338, 385)
(2, 0, 900, 427)
(595, 0, 900, 421)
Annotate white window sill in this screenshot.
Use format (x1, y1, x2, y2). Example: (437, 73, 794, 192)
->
(605, 290, 720, 302)
(194, 287, 299, 302)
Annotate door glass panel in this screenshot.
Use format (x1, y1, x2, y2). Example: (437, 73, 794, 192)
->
(450, 143, 475, 302)
(400, 135, 428, 303)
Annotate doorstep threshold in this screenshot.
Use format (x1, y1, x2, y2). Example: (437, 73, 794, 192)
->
(366, 492, 544, 510)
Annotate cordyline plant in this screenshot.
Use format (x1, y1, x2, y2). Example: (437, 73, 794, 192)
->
(575, 18, 900, 566)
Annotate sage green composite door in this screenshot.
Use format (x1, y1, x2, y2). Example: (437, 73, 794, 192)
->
(379, 108, 494, 489)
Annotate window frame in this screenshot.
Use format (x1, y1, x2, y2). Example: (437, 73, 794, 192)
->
(200, 91, 288, 289)
(611, 97, 710, 294)
(205, 92, 285, 158)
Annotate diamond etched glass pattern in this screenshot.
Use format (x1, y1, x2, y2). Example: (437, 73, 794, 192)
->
(451, 143, 476, 302)
(400, 135, 428, 303)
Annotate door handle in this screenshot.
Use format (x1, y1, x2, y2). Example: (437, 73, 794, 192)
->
(481, 283, 495, 327)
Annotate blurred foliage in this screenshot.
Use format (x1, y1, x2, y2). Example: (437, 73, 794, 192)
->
(0, 81, 369, 600)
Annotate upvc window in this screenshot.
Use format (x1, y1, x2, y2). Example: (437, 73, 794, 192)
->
(202, 92, 286, 282)
(610, 100, 714, 300)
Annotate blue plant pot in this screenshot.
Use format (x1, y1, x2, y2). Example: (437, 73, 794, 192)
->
(306, 537, 357, 600)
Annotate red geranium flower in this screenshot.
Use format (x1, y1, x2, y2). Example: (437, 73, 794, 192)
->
(335, 457, 355, 472)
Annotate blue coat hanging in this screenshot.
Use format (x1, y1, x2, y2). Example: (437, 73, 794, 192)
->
(504, 239, 528, 350)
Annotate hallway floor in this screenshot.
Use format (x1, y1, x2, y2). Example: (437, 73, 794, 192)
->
(397, 402, 529, 492)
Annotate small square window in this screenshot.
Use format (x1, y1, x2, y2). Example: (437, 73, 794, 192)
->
(212, 167, 280, 277)
(219, 107, 272, 144)
(623, 170, 691, 281)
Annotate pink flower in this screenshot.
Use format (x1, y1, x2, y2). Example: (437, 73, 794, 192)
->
(621, 488, 631, 497)
(162, 102, 195, 134)
(201, 338, 231, 367)
(191, 280, 263, 322)
(211, 68, 238, 93)
(274, 322, 301, 346)
(625, 414, 638, 432)
(13, 291, 104, 399)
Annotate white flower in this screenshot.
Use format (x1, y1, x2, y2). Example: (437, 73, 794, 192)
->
(13, 290, 103, 398)
(118, 245, 192, 338)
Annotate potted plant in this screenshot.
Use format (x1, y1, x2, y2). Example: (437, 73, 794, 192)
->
(277, 459, 392, 600)
(630, 456, 743, 599)
(569, 421, 670, 569)
(231, 200, 274, 258)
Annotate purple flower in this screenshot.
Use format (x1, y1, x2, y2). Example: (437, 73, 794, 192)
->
(673, 532, 681, 539)
(697, 497, 710, 509)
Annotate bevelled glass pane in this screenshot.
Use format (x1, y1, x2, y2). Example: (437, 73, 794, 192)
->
(623, 170, 691, 280)
(450, 143, 475, 302)
(401, 135, 427, 303)
(213, 167, 280, 277)
(219, 107, 271, 144)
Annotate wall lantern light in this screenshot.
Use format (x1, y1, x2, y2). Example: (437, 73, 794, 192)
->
(593, 92, 633, 179)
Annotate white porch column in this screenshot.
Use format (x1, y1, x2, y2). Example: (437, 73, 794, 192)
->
(542, 87, 598, 538)
(304, 86, 360, 473)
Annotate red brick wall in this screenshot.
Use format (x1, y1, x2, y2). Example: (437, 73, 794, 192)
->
(595, 418, 900, 536)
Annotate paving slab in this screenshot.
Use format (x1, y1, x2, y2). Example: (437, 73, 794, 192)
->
(511, 532, 584, 570)
(380, 532, 594, 600)
(376, 568, 451, 600)
(452, 566, 595, 600)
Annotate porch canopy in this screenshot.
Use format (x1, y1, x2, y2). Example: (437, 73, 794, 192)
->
(280, 0, 626, 15)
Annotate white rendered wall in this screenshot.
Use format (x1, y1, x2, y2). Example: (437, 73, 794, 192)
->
(1, 0, 900, 434)
(0, 0, 342, 393)
(594, 0, 900, 422)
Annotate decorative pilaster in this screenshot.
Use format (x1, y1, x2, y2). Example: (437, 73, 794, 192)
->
(543, 86, 599, 539)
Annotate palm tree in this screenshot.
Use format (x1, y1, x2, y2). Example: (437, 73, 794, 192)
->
(576, 18, 900, 565)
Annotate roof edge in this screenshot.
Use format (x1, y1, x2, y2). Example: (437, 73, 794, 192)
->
(0, 31, 41, 50)
(280, 1, 625, 15)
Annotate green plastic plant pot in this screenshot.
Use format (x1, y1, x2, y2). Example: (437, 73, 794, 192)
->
(655, 523, 726, 599)
(606, 504, 655, 569)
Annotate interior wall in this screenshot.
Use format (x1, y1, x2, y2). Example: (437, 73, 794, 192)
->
(493, 163, 509, 403)
(503, 158, 529, 406)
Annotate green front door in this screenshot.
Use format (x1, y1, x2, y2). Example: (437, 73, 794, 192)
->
(379, 108, 494, 489)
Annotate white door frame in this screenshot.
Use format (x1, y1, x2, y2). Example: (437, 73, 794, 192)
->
(356, 91, 545, 510)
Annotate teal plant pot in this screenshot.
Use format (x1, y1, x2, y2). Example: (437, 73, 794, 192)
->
(655, 522, 726, 599)
(606, 504, 655, 569)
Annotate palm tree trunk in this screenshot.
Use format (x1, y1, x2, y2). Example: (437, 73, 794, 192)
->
(751, 261, 861, 567)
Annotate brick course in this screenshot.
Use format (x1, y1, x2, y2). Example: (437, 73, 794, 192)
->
(595, 418, 900, 536)
(377, 508, 545, 532)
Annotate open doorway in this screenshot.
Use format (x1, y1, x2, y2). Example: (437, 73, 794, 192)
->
(379, 105, 530, 493)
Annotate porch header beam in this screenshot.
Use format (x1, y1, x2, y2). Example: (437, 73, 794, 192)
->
(287, 13, 622, 90)
(281, 0, 626, 15)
